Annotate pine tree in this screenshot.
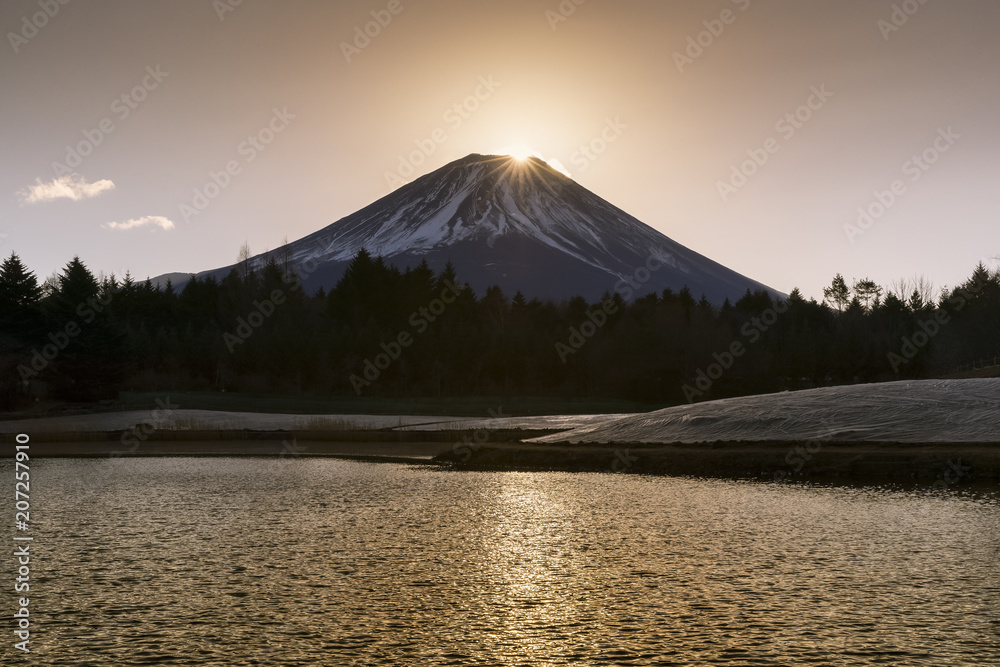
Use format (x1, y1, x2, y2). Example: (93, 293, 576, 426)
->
(44, 257, 125, 400)
(0, 253, 45, 404)
(852, 277, 881, 312)
(52, 256, 101, 319)
(0, 252, 42, 314)
(823, 273, 850, 312)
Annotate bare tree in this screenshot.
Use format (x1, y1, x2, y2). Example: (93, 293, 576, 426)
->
(889, 275, 935, 311)
(238, 241, 252, 281)
(40, 272, 60, 298)
(280, 235, 291, 272)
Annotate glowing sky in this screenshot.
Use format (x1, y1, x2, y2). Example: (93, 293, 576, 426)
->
(2, 0, 999, 300)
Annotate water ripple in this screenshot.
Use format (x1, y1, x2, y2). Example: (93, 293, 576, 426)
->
(3, 458, 998, 665)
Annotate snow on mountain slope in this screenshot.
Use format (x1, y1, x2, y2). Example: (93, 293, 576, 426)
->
(527, 379, 1000, 444)
(170, 153, 782, 303)
(292, 154, 673, 269)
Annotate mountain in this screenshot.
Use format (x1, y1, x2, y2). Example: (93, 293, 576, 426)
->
(163, 153, 782, 303)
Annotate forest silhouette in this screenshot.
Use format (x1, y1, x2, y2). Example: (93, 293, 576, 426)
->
(1, 249, 997, 409)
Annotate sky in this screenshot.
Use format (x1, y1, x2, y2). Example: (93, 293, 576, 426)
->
(2, 0, 998, 302)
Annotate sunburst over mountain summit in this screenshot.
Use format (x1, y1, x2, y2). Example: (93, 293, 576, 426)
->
(167, 153, 780, 303)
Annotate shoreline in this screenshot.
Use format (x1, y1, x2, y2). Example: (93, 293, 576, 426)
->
(432, 441, 1000, 486)
(8, 438, 454, 463)
(3, 429, 998, 486)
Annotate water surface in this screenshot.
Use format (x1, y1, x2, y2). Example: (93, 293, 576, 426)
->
(6, 457, 999, 665)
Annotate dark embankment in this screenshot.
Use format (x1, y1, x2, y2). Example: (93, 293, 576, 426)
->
(6, 429, 999, 487)
(432, 441, 1000, 485)
(0, 428, 559, 459)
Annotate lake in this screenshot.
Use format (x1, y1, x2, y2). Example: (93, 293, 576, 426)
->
(6, 457, 1000, 665)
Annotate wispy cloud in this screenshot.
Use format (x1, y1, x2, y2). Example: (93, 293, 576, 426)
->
(103, 216, 175, 231)
(19, 174, 115, 203)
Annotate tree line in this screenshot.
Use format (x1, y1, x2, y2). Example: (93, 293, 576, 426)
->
(1, 248, 998, 409)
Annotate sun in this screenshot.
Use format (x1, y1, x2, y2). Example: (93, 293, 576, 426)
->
(499, 143, 538, 161)
(494, 144, 574, 178)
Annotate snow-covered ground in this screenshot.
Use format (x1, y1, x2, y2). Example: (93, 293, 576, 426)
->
(4, 379, 996, 443)
(528, 379, 1000, 444)
(396, 414, 632, 432)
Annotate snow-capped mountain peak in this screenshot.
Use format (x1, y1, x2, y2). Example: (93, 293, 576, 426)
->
(172, 153, 781, 303)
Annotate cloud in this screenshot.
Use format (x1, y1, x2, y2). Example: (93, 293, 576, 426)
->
(103, 216, 175, 231)
(19, 174, 116, 203)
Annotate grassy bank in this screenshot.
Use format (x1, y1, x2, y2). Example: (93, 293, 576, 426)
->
(1, 427, 556, 445)
(13, 392, 664, 420)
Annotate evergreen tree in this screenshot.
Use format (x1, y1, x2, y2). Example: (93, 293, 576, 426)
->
(52, 256, 101, 319)
(0, 253, 42, 314)
(0, 253, 44, 408)
(4, 250, 1000, 403)
(45, 257, 125, 400)
(823, 273, 850, 312)
(852, 278, 881, 313)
